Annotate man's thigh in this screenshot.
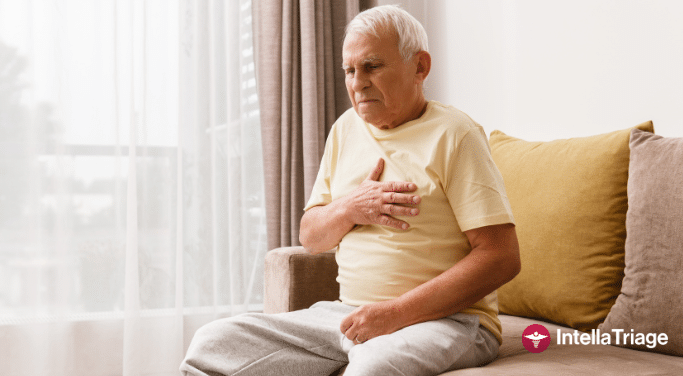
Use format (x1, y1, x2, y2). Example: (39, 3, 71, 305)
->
(343, 313, 499, 376)
(181, 301, 355, 376)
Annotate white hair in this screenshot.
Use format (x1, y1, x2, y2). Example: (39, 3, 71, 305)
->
(345, 4, 429, 61)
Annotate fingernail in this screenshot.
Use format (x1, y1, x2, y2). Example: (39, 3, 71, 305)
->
(402, 223, 409, 230)
(413, 196, 421, 204)
(410, 208, 419, 215)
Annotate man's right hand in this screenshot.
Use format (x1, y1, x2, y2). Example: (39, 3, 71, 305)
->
(299, 158, 420, 253)
(343, 158, 420, 230)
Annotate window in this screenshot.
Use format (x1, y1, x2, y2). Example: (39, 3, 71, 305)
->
(0, 0, 265, 373)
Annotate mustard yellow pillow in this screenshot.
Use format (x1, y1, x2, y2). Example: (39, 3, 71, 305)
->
(490, 122, 654, 331)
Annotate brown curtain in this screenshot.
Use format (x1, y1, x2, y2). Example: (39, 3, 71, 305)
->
(253, 0, 375, 250)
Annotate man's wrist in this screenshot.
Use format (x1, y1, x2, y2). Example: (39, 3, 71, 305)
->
(330, 196, 358, 230)
(383, 297, 415, 331)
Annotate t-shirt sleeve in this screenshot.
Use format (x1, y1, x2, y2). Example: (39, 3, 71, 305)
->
(446, 126, 515, 231)
(303, 128, 336, 212)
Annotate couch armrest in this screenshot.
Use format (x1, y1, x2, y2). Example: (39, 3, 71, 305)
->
(263, 246, 340, 314)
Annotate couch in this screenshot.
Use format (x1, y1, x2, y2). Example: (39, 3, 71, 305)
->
(263, 124, 683, 375)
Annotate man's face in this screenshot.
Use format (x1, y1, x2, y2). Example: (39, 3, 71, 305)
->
(342, 30, 426, 130)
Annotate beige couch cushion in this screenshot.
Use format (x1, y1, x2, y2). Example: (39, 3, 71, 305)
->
(489, 122, 654, 332)
(598, 129, 683, 356)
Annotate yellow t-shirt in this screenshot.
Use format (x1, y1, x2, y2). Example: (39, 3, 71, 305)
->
(304, 101, 515, 343)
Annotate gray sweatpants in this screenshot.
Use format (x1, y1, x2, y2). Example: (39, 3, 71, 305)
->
(180, 301, 499, 376)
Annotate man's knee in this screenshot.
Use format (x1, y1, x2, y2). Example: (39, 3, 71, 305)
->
(189, 318, 239, 352)
(181, 316, 260, 376)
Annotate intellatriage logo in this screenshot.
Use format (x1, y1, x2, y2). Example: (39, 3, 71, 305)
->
(522, 324, 551, 353)
(522, 324, 669, 353)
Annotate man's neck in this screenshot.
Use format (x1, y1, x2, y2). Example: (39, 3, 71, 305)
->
(375, 97, 428, 130)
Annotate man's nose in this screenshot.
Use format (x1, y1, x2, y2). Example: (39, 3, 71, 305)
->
(351, 71, 371, 91)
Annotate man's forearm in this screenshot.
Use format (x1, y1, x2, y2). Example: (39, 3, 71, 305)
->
(396, 234, 519, 326)
(299, 202, 355, 254)
(393, 224, 520, 326)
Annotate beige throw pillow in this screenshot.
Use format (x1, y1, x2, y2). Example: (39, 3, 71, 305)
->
(598, 129, 683, 356)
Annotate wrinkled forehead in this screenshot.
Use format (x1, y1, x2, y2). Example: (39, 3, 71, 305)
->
(342, 30, 399, 66)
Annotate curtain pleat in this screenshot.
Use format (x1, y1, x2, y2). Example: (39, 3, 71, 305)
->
(254, 0, 364, 251)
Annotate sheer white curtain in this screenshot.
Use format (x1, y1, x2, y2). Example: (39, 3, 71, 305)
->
(0, 0, 266, 375)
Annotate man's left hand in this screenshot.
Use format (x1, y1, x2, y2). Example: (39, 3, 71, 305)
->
(340, 300, 405, 345)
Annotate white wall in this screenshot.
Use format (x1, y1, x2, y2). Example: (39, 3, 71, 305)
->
(380, 0, 683, 140)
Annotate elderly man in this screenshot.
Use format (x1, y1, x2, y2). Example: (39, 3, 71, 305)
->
(181, 5, 520, 376)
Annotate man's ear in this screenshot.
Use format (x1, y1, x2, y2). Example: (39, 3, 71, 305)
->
(414, 51, 431, 83)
